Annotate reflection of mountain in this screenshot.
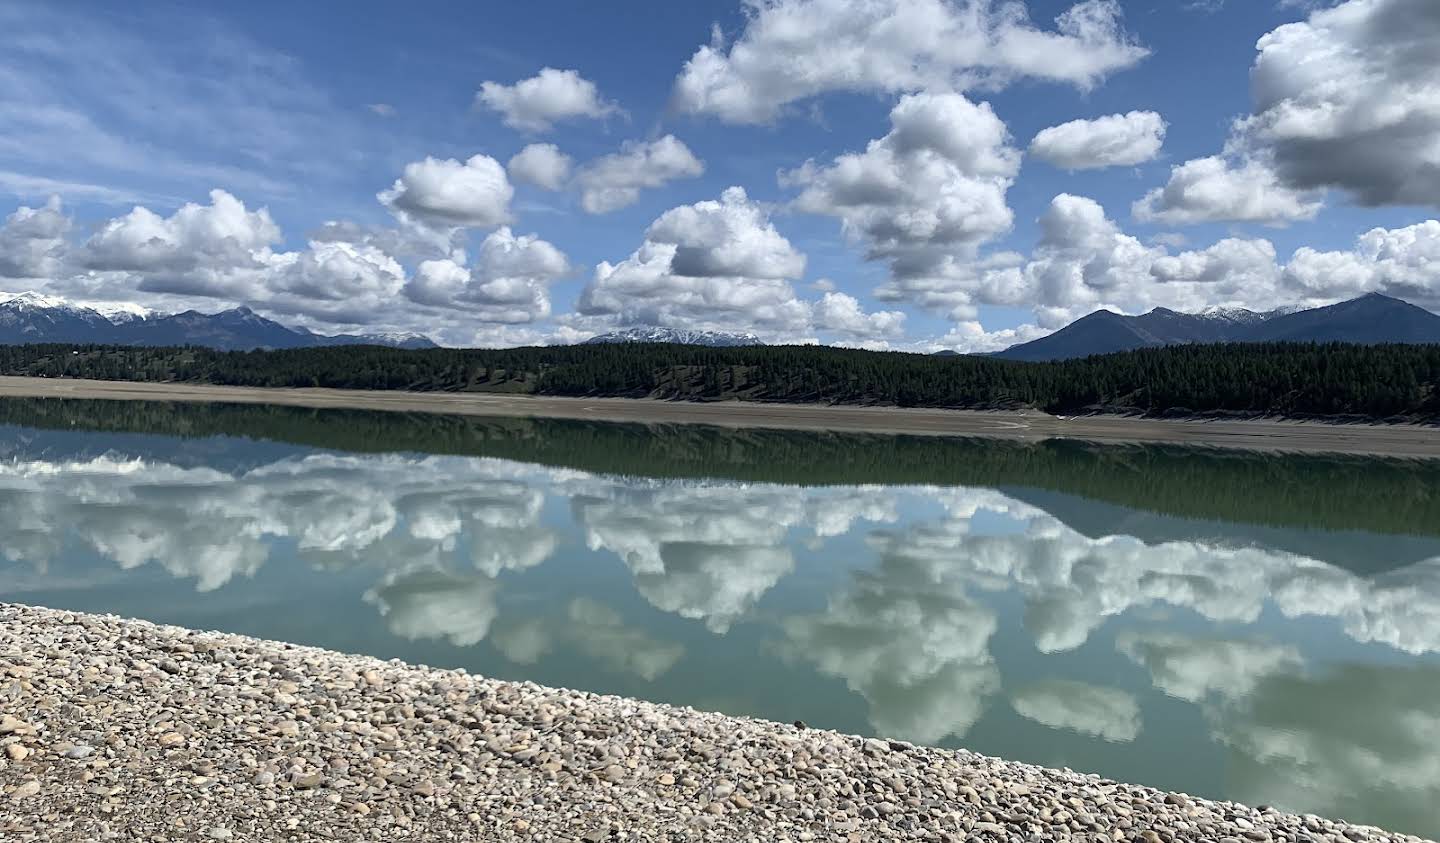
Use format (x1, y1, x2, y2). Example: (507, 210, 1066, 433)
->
(4, 397, 1438, 541)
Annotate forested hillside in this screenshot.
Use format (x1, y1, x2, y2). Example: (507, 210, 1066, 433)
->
(1, 341, 1438, 420)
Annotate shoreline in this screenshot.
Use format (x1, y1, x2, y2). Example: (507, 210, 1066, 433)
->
(1, 601, 1427, 843)
(1, 375, 1439, 458)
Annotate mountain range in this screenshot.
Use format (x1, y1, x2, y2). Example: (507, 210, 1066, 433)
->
(582, 326, 764, 347)
(0, 292, 437, 351)
(990, 293, 1440, 361)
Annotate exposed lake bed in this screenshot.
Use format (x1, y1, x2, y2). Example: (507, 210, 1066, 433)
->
(3, 601, 1428, 843)
(1, 398, 1438, 839)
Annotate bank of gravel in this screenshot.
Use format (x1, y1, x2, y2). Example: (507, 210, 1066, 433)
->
(0, 603, 1427, 843)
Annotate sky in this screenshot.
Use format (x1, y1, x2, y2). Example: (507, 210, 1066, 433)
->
(0, 0, 1437, 349)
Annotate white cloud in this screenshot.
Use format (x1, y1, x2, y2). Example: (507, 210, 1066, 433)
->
(1010, 679, 1142, 742)
(784, 91, 1021, 283)
(507, 143, 573, 191)
(577, 187, 911, 341)
(1234, 0, 1440, 209)
(579, 186, 810, 337)
(1133, 156, 1323, 226)
(366, 103, 396, 117)
(672, 0, 1149, 124)
(476, 67, 620, 133)
(263, 240, 408, 324)
(1283, 219, 1440, 307)
(81, 189, 280, 275)
(378, 154, 513, 228)
(1150, 237, 1282, 294)
(1029, 110, 1166, 170)
(0, 196, 70, 279)
(814, 291, 907, 340)
(575, 135, 704, 214)
(406, 226, 569, 323)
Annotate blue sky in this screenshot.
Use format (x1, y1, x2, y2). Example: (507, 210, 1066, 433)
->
(1, 0, 1437, 348)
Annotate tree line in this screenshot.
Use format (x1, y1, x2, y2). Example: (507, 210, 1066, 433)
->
(1, 340, 1437, 420)
(3, 396, 1437, 549)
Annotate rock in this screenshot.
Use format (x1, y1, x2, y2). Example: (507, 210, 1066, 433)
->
(292, 772, 324, 790)
(10, 779, 40, 800)
(0, 602, 1412, 843)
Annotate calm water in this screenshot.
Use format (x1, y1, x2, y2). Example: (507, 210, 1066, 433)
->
(2, 398, 1439, 837)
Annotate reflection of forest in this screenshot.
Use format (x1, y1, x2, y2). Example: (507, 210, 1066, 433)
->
(3, 400, 1440, 839)
(3, 396, 1439, 540)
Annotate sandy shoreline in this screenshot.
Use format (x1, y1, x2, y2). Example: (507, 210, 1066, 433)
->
(1, 602, 1426, 843)
(2, 375, 1439, 458)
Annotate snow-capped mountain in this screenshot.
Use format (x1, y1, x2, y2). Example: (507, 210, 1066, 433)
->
(583, 326, 765, 347)
(0, 291, 437, 351)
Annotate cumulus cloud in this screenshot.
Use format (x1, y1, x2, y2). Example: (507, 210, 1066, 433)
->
(575, 135, 704, 214)
(406, 226, 569, 323)
(1029, 111, 1166, 170)
(1234, 0, 1440, 209)
(507, 143, 573, 191)
(476, 67, 620, 132)
(378, 154, 513, 228)
(813, 291, 907, 341)
(1133, 156, 1323, 226)
(263, 240, 407, 323)
(81, 189, 281, 288)
(784, 91, 1021, 284)
(580, 186, 808, 337)
(577, 187, 911, 342)
(1282, 219, 1440, 307)
(0, 196, 70, 279)
(672, 0, 1149, 124)
(1009, 679, 1142, 742)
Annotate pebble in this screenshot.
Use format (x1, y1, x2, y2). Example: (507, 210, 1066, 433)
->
(0, 602, 1425, 843)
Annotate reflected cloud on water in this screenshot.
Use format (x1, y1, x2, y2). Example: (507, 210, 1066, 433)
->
(3, 440, 1440, 835)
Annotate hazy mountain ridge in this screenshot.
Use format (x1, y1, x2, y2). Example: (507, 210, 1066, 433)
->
(994, 294, 1440, 361)
(0, 291, 437, 351)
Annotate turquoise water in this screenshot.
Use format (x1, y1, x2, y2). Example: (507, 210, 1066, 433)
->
(1, 398, 1438, 838)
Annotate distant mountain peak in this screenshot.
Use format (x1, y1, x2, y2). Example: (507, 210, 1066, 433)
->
(583, 326, 764, 347)
(996, 294, 1440, 362)
(0, 290, 437, 351)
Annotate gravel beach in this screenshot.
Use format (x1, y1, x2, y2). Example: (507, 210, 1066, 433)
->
(0, 602, 1428, 843)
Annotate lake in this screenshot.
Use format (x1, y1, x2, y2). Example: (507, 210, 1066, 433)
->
(2, 396, 1439, 838)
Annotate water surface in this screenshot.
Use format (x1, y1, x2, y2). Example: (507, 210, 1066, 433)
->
(2, 397, 1438, 838)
